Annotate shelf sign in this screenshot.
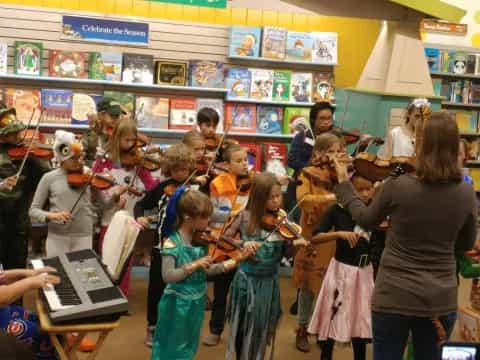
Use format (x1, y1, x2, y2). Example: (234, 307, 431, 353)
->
(61, 16, 149, 46)
(421, 19, 467, 36)
(147, 0, 227, 8)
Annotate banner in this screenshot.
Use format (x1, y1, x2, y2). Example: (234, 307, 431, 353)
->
(148, 0, 227, 8)
(62, 16, 149, 46)
(421, 19, 467, 36)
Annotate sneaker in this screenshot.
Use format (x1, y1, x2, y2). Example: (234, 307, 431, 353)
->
(145, 326, 155, 347)
(202, 333, 221, 346)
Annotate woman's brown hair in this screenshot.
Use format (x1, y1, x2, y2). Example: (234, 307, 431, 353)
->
(416, 111, 462, 183)
(176, 189, 213, 228)
(162, 143, 196, 177)
(109, 118, 137, 164)
(245, 172, 281, 236)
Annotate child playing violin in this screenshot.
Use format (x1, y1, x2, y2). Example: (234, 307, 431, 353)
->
(293, 132, 340, 352)
(151, 187, 252, 360)
(0, 106, 50, 270)
(196, 107, 220, 143)
(223, 172, 308, 360)
(203, 143, 250, 346)
(0, 263, 60, 359)
(93, 118, 157, 296)
(29, 130, 96, 256)
(182, 130, 212, 189)
(134, 143, 198, 347)
(308, 173, 375, 360)
(82, 97, 126, 166)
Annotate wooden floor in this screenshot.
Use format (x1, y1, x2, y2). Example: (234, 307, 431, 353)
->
(25, 275, 472, 360)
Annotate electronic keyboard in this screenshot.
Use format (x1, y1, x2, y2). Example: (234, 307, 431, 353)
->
(31, 249, 129, 324)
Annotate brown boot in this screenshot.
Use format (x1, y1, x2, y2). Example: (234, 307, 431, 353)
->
(295, 326, 310, 352)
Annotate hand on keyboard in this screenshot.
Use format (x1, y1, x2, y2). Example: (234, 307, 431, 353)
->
(25, 266, 58, 278)
(30, 273, 61, 290)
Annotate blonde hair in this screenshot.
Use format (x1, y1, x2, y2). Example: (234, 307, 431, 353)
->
(182, 130, 205, 148)
(176, 189, 213, 228)
(109, 118, 137, 164)
(223, 144, 246, 162)
(245, 172, 281, 236)
(313, 132, 341, 155)
(162, 143, 196, 177)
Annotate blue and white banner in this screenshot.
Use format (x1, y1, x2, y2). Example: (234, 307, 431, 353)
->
(61, 16, 149, 46)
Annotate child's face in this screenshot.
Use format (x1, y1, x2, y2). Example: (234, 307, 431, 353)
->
(191, 141, 205, 161)
(102, 113, 119, 135)
(199, 122, 216, 138)
(266, 185, 282, 212)
(62, 156, 84, 173)
(407, 108, 421, 129)
(314, 109, 333, 135)
(119, 131, 137, 152)
(315, 142, 342, 159)
(192, 215, 210, 232)
(170, 163, 191, 183)
(228, 150, 249, 176)
(352, 176, 374, 204)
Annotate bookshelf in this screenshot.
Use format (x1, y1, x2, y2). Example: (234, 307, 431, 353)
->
(227, 55, 336, 68)
(442, 102, 480, 109)
(225, 97, 315, 107)
(430, 72, 480, 81)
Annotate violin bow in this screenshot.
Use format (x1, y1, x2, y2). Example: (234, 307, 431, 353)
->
(15, 109, 45, 179)
(204, 124, 232, 177)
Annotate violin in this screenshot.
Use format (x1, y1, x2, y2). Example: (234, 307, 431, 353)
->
(196, 156, 210, 175)
(136, 133, 150, 148)
(192, 229, 244, 263)
(67, 170, 143, 196)
(261, 208, 303, 241)
(142, 154, 162, 172)
(338, 128, 361, 145)
(120, 147, 141, 168)
(7, 143, 54, 160)
(236, 172, 252, 196)
(204, 134, 221, 152)
(353, 153, 392, 182)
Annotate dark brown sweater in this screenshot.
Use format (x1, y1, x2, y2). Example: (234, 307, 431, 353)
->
(335, 174, 477, 317)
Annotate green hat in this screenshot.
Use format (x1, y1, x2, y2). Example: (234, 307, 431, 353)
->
(0, 108, 25, 136)
(97, 97, 126, 117)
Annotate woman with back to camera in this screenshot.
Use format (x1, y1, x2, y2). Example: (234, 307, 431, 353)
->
(332, 111, 477, 360)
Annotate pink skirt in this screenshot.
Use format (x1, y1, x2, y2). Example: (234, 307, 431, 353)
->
(308, 258, 374, 342)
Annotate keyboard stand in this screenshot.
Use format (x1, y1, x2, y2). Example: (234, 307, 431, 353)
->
(35, 292, 120, 360)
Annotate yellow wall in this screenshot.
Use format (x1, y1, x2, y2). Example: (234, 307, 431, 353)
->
(0, 0, 380, 87)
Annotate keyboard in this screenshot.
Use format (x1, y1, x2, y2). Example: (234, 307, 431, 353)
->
(31, 249, 129, 324)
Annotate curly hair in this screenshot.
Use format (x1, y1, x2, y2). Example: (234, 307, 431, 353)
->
(162, 143, 196, 177)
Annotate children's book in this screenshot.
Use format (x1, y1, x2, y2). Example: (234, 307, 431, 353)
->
(49, 50, 88, 78)
(225, 103, 256, 133)
(451, 52, 467, 74)
(229, 26, 262, 57)
(262, 142, 288, 181)
(290, 72, 312, 103)
(169, 97, 197, 130)
(0, 43, 7, 75)
(312, 72, 334, 102)
(155, 61, 188, 86)
(41, 89, 73, 124)
(466, 54, 476, 74)
(103, 91, 135, 117)
(3, 88, 42, 124)
(122, 53, 154, 84)
(88, 52, 123, 81)
(189, 60, 225, 88)
(311, 32, 338, 65)
(135, 96, 169, 129)
(283, 107, 310, 134)
(256, 105, 282, 134)
(72, 93, 102, 125)
(196, 98, 224, 133)
(249, 68, 273, 101)
(424, 48, 440, 72)
(272, 70, 291, 102)
(14, 41, 43, 76)
(226, 68, 251, 100)
(286, 32, 313, 61)
(240, 142, 261, 171)
(261, 26, 287, 60)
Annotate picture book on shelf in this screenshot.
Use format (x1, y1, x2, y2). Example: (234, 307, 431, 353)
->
(103, 91, 135, 116)
(451, 52, 467, 75)
(196, 98, 224, 133)
(311, 32, 338, 65)
(155, 61, 187, 86)
(229, 26, 262, 57)
(290, 72, 312, 103)
(467, 54, 477, 74)
(169, 97, 197, 130)
(49, 50, 88, 78)
(312, 72, 334, 102)
(283, 107, 310, 134)
(122, 53, 154, 84)
(225, 103, 256, 132)
(88, 52, 123, 81)
(14, 41, 43, 76)
(41, 89, 73, 124)
(286, 32, 313, 61)
(3, 88, 41, 123)
(189, 60, 225, 88)
(226, 68, 251, 99)
(72, 93, 102, 125)
(0, 43, 7, 75)
(262, 143, 288, 188)
(257, 106, 283, 134)
(272, 70, 291, 102)
(454, 111, 478, 132)
(240, 142, 261, 171)
(424, 48, 440, 72)
(261, 27, 287, 60)
(250, 68, 273, 101)
(136, 97, 169, 129)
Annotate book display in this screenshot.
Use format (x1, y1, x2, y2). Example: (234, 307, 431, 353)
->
(14, 41, 42, 76)
(0, 43, 7, 75)
(169, 97, 197, 130)
(229, 26, 262, 57)
(189, 60, 224, 88)
(49, 50, 88, 78)
(155, 61, 187, 86)
(122, 53, 154, 84)
(89, 52, 123, 81)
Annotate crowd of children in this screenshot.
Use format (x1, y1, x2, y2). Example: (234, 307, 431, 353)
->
(0, 96, 476, 360)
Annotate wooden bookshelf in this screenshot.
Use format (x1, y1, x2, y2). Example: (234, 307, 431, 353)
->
(227, 55, 335, 68)
(430, 72, 480, 81)
(460, 131, 480, 137)
(441, 102, 480, 109)
(225, 97, 315, 107)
